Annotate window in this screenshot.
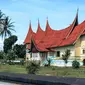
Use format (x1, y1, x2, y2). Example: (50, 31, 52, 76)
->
(83, 49, 85, 54)
(49, 52, 54, 56)
(32, 53, 38, 57)
(40, 53, 47, 57)
(57, 51, 60, 57)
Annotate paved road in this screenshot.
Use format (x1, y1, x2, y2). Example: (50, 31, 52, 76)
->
(0, 72, 85, 85)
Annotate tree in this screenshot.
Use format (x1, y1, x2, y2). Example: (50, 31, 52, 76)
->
(6, 49, 17, 64)
(0, 51, 4, 59)
(4, 35, 17, 53)
(26, 61, 40, 74)
(13, 44, 26, 58)
(0, 10, 5, 33)
(62, 49, 71, 67)
(0, 10, 4, 19)
(0, 16, 15, 39)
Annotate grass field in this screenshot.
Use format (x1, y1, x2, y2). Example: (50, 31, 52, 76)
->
(0, 64, 85, 78)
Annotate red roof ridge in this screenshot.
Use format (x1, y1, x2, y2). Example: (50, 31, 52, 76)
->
(30, 36, 49, 52)
(65, 10, 78, 39)
(24, 21, 35, 44)
(73, 20, 85, 44)
(45, 19, 56, 36)
(37, 19, 44, 33)
(46, 19, 51, 29)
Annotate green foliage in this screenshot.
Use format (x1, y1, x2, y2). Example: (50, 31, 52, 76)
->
(62, 49, 71, 66)
(0, 10, 5, 19)
(13, 44, 26, 58)
(4, 35, 17, 53)
(6, 49, 17, 64)
(52, 67, 55, 70)
(0, 51, 7, 64)
(47, 59, 51, 66)
(0, 10, 5, 32)
(0, 16, 15, 39)
(83, 59, 85, 66)
(26, 61, 40, 74)
(45, 59, 51, 67)
(0, 51, 4, 59)
(72, 60, 80, 69)
(20, 60, 24, 65)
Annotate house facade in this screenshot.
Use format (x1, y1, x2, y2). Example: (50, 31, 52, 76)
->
(24, 11, 85, 66)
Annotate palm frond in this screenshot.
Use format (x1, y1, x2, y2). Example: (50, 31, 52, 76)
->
(7, 30, 12, 37)
(0, 15, 15, 39)
(0, 30, 4, 38)
(0, 10, 5, 19)
(8, 24, 15, 28)
(8, 28, 16, 32)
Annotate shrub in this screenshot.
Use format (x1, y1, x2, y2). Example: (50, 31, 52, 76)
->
(83, 59, 85, 66)
(62, 49, 71, 67)
(52, 67, 55, 70)
(72, 60, 80, 69)
(20, 60, 24, 65)
(44, 59, 51, 67)
(47, 59, 51, 66)
(26, 61, 40, 74)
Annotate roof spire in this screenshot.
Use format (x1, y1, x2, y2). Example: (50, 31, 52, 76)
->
(77, 8, 79, 14)
(29, 20, 32, 30)
(75, 8, 79, 25)
(65, 9, 79, 39)
(46, 17, 48, 25)
(37, 18, 41, 32)
(46, 17, 49, 29)
(24, 20, 34, 44)
(38, 18, 40, 28)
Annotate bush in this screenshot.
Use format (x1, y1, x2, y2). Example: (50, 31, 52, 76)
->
(47, 59, 51, 66)
(26, 61, 40, 74)
(20, 60, 24, 65)
(44, 59, 51, 67)
(72, 60, 80, 69)
(83, 59, 85, 66)
(52, 67, 55, 70)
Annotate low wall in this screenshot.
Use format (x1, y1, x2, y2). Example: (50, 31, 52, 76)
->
(0, 72, 85, 85)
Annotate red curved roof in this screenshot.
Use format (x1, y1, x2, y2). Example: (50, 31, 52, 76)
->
(25, 13, 85, 52)
(82, 30, 85, 35)
(34, 21, 45, 43)
(24, 22, 35, 44)
(59, 20, 85, 46)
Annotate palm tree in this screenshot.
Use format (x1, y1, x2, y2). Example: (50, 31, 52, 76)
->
(0, 10, 5, 32)
(0, 16, 16, 39)
(0, 10, 4, 19)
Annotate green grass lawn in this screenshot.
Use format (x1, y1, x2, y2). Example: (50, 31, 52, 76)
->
(0, 64, 85, 78)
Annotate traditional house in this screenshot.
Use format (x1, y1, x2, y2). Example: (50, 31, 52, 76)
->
(24, 11, 85, 66)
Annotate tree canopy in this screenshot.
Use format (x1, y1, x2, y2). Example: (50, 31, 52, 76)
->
(0, 10, 15, 39)
(13, 44, 26, 58)
(4, 35, 17, 53)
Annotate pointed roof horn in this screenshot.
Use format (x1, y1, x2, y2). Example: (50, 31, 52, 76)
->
(65, 9, 79, 39)
(37, 19, 44, 32)
(24, 20, 35, 44)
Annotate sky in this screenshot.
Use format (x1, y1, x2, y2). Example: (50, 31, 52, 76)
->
(0, 0, 85, 50)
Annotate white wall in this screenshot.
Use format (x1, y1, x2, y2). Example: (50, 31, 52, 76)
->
(54, 45, 75, 59)
(31, 53, 41, 61)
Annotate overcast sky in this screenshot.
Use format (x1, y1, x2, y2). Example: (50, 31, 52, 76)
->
(0, 0, 85, 50)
